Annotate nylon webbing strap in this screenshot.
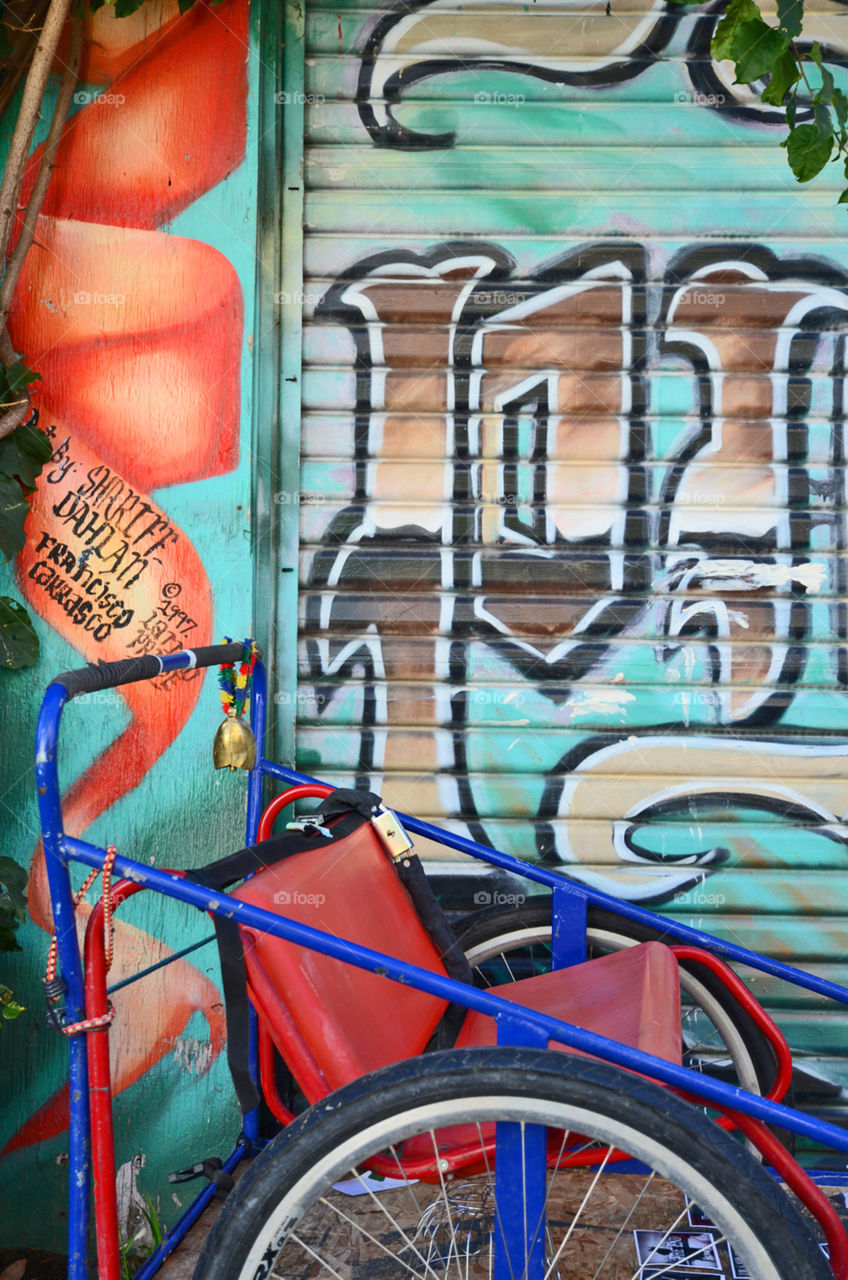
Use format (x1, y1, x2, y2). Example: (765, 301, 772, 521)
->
(212, 916, 261, 1115)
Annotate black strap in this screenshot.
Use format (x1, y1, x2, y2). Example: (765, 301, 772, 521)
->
(314, 788, 383, 819)
(188, 811, 367, 892)
(212, 916, 261, 1115)
(168, 1156, 235, 1199)
(396, 853, 474, 1049)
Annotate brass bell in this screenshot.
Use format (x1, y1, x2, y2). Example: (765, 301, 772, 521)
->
(213, 710, 257, 771)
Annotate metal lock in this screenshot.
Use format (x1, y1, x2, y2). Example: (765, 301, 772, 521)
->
(371, 807, 414, 861)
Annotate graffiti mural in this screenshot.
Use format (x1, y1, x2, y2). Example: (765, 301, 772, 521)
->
(300, 238, 848, 905)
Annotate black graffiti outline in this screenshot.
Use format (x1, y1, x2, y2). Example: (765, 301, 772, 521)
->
(355, 0, 680, 149)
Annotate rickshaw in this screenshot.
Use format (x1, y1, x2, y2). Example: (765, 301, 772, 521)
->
(34, 641, 848, 1280)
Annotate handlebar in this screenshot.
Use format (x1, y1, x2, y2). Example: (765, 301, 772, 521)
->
(48, 643, 255, 701)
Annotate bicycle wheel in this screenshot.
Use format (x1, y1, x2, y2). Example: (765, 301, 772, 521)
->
(192, 1047, 827, 1280)
(454, 901, 777, 1096)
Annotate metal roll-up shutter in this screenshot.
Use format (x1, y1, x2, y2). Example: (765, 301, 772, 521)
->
(294, 0, 848, 1104)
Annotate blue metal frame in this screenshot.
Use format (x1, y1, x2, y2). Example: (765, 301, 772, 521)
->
(33, 647, 848, 1279)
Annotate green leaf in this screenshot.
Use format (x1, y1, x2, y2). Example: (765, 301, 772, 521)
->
(178, 0, 198, 12)
(0, 985, 25, 1022)
(838, 187, 848, 203)
(731, 18, 790, 84)
(0, 857, 28, 902)
(833, 87, 848, 129)
(814, 100, 833, 142)
(0, 474, 30, 560)
(787, 88, 798, 128)
(0, 420, 53, 494)
(0, 598, 39, 669)
(1, 361, 39, 396)
(711, 0, 761, 63)
(761, 47, 801, 105)
(808, 40, 823, 71)
(817, 64, 836, 104)
(776, 0, 802, 38)
(783, 121, 834, 180)
(113, 0, 148, 16)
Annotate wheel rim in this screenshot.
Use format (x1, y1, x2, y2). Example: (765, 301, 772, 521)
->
(233, 1092, 794, 1280)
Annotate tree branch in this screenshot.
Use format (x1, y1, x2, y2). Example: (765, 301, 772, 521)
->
(0, 9, 82, 324)
(0, 0, 72, 271)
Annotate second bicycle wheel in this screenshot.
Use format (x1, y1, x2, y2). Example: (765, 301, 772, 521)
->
(193, 1047, 827, 1280)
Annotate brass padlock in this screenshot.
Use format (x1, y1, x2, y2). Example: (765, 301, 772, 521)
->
(371, 807, 414, 861)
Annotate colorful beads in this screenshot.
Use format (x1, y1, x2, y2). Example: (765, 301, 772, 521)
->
(219, 636, 257, 718)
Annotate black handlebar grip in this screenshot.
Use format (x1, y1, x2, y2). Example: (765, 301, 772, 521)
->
(49, 642, 252, 701)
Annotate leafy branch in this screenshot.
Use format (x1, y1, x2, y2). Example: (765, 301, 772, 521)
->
(675, 0, 848, 194)
(0, 855, 27, 1025)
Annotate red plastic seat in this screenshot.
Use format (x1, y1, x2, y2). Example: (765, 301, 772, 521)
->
(231, 821, 682, 1105)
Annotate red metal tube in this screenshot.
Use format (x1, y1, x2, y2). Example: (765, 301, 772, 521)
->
(729, 1111, 848, 1280)
(84, 879, 147, 1280)
(670, 944, 793, 1102)
(257, 783, 335, 842)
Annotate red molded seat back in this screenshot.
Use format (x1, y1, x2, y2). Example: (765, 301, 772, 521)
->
(231, 822, 450, 1094)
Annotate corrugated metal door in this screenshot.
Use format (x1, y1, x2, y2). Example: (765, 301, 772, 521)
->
(294, 0, 848, 1105)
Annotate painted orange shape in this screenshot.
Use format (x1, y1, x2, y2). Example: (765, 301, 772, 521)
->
(22, 0, 248, 230)
(10, 218, 241, 489)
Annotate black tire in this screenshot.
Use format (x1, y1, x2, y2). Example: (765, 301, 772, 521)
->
(192, 1048, 828, 1280)
(454, 900, 778, 1097)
